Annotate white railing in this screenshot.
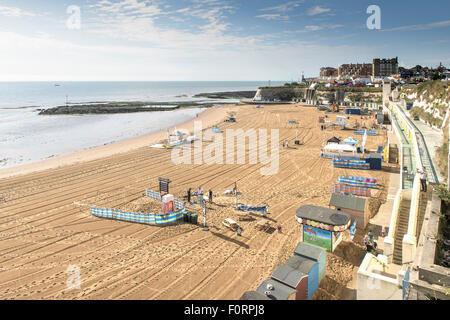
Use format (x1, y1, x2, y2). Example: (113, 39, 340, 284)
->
(384, 188, 403, 263)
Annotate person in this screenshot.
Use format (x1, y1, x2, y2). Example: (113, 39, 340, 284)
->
(277, 225, 282, 234)
(417, 167, 428, 192)
(285, 140, 289, 148)
(198, 186, 203, 205)
(237, 226, 242, 236)
(208, 189, 213, 203)
(187, 188, 191, 204)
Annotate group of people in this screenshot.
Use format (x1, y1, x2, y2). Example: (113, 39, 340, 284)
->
(187, 187, 213, 205)
(363, 231, 378, 255)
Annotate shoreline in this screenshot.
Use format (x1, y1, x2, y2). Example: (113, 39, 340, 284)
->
(0, 104, 239, 180)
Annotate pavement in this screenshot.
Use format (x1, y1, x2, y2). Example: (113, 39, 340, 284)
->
(410, 117, 444, 183)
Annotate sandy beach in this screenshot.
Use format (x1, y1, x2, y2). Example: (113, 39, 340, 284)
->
(0, 104, 393, 299)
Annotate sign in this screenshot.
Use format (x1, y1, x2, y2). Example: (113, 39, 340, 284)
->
(158, 178, 171, 193)
(303, 226, 332, 252)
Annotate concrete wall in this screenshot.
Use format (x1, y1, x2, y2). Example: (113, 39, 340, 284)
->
(357, 254, 402, 300)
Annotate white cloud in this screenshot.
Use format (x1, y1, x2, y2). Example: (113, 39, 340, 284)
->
(255, 14, 289, 21)
(382, 20, 450, 32)
(307, 6, 331, 16)
(259, 1, 303, 13)
(0, 5, 36, 17)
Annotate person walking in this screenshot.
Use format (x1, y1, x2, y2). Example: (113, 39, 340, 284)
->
(417, 167, 428, 192)
(208, 189, 213, 203)
(187, 188, 191, 204)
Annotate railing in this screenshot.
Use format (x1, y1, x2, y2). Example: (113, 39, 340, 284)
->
(384, 188, 403, 263)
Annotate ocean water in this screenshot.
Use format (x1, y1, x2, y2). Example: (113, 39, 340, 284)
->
(0, 81, 285, 169)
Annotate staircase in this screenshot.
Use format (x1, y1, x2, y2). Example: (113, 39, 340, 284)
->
(393, 199, 411, 265)
(415, 189, 431, 244)
(389, 144, 399, 164)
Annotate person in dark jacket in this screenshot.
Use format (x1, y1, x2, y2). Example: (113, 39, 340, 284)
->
(187, 188, 191, 204)
(208, 189, 213, 203)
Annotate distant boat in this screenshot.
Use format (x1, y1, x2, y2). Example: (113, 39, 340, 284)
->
(54, 84, 61, 87)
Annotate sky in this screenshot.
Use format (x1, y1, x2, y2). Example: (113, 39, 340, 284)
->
(0, 0, 449, 81)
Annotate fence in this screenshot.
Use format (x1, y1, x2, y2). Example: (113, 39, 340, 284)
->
(90, 206, 185, 225)
(338, 176, 378, 188)
(354, 129, 378, 136)
(331, 184, 371, 197)
(332, 159, 370, 170)
(145, 189, 185, 209)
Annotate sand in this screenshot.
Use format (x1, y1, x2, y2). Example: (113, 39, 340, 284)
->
(0, 104, 391, 300)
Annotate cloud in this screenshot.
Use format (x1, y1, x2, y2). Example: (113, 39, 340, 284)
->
(307, 6, 331, 16)
(382, 20, 450, 32)
(0, 5, 36, 17)
(259, 1, 303, 13)
(255, 14, 289, 21)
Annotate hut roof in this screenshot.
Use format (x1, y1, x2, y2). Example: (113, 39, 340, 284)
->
(327, 136, 341, 144)
(286, 256, 317, 274)
(256, 279, 297, 300)
(329, 193, 366, 212)
(294, 242, 326, 260)
(240, 291, 271, 300)
(271, 265, 307, 288)
(295, 205, 351, 226)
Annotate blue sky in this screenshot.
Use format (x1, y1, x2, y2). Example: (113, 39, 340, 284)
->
(0, 0, 449, 81)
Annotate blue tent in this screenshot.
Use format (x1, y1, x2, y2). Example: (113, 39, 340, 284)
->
(342, 137, 359, 145)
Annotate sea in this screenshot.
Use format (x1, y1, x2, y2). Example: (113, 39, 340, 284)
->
(0, 81, 285, 169)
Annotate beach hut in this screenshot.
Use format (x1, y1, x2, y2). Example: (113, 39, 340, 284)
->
(367, 153, 383, 170)
(286, 256, 319, 300)
(329, 193, 368, 229)
(240, 291, 270, 300)
(271, 265, 308, 300)
(293, 242, 327, 282)
(326, 136, 341, 144)
(295, 205, 351, 253)
(256, 279, 297, 300)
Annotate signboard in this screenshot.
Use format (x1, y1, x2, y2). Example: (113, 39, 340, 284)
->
(158, 178, 171, 194)
(303, 226, 332, 252)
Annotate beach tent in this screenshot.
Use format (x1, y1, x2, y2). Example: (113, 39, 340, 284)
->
(342, 137, 359, 146)
(324, 143, 356, 153)
(326, 136, 341, 144)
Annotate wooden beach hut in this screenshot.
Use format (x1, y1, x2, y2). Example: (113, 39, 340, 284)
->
(240, 291, 270, 300)
(329, 193, 368, 229)
(295, 205, 351, 253)
(286, 256, 319, 300)
(256, 279, 297, 300)
(271, 264, 308, 300)
(293, 242, 327, 282)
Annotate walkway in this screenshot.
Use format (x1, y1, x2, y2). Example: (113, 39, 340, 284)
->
(397, 105, 441, 184)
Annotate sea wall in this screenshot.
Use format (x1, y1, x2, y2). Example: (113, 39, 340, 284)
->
(254, 86, 382, 103)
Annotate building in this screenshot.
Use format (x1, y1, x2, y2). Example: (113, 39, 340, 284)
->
(338, 63, 372, 79)
(256, 279, 297, 300)
(320, 67, 338, 79)
(329, 193, 369, 229)
(271, 264, 309, 300)
(373, 57, 399, 77)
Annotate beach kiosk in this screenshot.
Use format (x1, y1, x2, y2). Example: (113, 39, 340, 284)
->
(295, 205, 351, 253)
(293, 242, 327, 282)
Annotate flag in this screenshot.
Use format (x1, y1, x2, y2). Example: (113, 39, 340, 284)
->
(350, 219, 357, 240)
